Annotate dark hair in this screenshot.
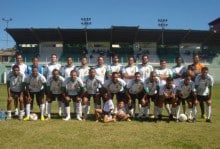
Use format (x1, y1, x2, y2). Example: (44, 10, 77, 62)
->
(12, 64, 19, 70)
(202, 67, 208, 71)
(166, 77, 173, 82)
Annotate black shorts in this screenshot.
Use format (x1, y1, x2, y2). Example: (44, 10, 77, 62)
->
(50, 94, 63, 102)
(29, 90, 44, 105)
(115, 92, 128, 102)
(85, 94, 96, 101)
(147, 94, 158, 102)
(129, 91, 145, 102)
(197, 95, 209, 102)
(10, 91, 22, 100)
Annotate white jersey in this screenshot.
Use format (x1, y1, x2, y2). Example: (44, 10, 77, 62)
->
(93, 65, 107, 84)
(155, 68, 173, 86)
(25, 73, 46, 92)
(137, 64, 153, 81)
(172, 65, 187, 86)
(44, 63, 62, 79)
(195, 74, 214, 96)
(11, 63, 27, 76)
(75, 65, 90, 84)
(62, 77, 84, 96)
(129, 80, 144, 94)
(103, 99, 114, 112)
(161, 84, 176, 96)
(176, 79, 195, 99)
(107, 63, 123, 75)
(104, 78, 126, 94)
(60, 65, 75, 79)
(114, 106, 127, 115)
(122, 65, 138, 88)
(7, 72, 25, 92)
(85, 77, 103, 94)
(144, 77, 160, 95)
(47, 76, 65, 94)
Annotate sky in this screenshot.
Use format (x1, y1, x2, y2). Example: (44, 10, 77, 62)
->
(0, 0, 219, 49)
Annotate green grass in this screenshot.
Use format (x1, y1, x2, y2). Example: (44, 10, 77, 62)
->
(0, 84, 220, 149)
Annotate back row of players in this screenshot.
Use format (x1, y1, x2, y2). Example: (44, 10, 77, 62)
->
(6, 52, 214, 122)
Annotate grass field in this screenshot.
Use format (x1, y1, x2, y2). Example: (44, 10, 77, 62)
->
(0, 84, 219, 149)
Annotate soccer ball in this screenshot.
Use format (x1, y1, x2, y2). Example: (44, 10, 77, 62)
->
(179, 113, 187, 122)
(30, 113, 38, 121)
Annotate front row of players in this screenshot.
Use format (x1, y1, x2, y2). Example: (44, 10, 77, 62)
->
(7, 65, 213, 122)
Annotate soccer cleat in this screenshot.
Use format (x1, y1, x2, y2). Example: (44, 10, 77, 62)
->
(76, 116, 82, 121)
(206, 119, 211, 123)
(127, 118, 131, 122)
(176, 119, 179, 123)
(201, 114, 206, 119)
(23, 116, 30, 121)
(58, 110, 62, 117)
(14, 110, 19, 116)
(63, 117, 71, 121)
(6, 115, 12, 120)
(40, 116, 45, 121)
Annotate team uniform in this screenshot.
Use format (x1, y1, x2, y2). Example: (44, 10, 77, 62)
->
(26, 65, 44, 75)
(6, 71, 25, 119)
(46, 75, 65, 119)
(161, 83, 176, 120)
(44, 62, 62, 115)
(104, 78, 127, 102)
(62, 77, 85, 120)
(172, 65, 187, 86)
(84, 76, 103, 110)
(143, 77, 160, 119)
(60, 64, 75, 79)
(106, 63, 123, 78)
(122, 65, 138, 88)
(44, 63, 62, 79)
(155, 68, 173, 92)
(12, 63, 27, 76)
(24, 73, 47, 120)
(195, 74, 214, 121)
(93, 64, 107, 84)
(75, 65, 90, 84)
(137, 63, 153, 82)
(128, 79, 145, 118)
(176, 79, 196, 121)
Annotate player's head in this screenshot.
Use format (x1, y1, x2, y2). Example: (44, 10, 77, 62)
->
(50, 54, 58, 63)
(89, 68, 96, 78)
(112, 72, 119, 83)
(81, 56, 87, 65)
(52, 69, 60, 80)
(175, 56, 183, 65)
(160, 59, 167, 69)
(142, 54, 149, 64)
(166, 77, 173, 88)
(31, 66, 39, 77)
(12, 64, 20, 75)
(97, 56, 104, 65)
(184, 74, 191, 85)
(70, 70, 77, 80)
(128, 56, 135, 65)
(118, 101, 125, 108)
(66, 57, 73, 65)
(134, 72, 141, 80)
(201, 67, 208, 78)
(193, 54, 200, 64)
(112, 54, 119, 63)
(15, 52, 23, 64)
(32, 57, 39, 66)
(150, 71, 157, 81)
